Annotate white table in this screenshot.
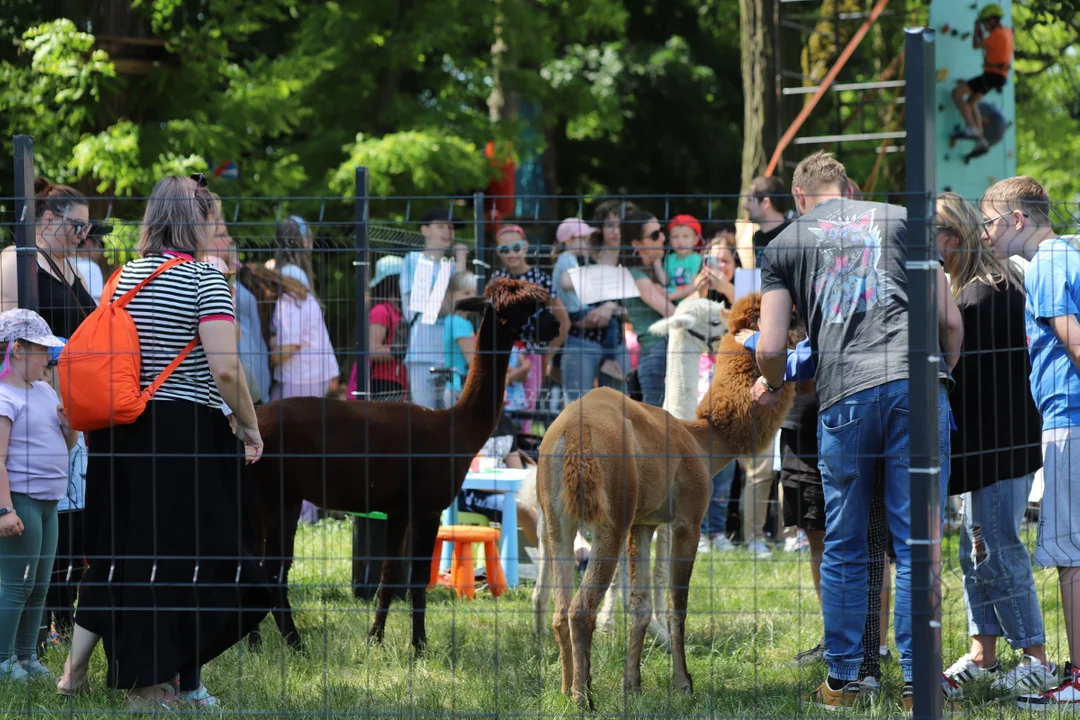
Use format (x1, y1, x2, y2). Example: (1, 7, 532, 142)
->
(440, 469, 526, 588)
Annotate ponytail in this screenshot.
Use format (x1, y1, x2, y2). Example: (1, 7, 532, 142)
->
(35, 178, 86, 220)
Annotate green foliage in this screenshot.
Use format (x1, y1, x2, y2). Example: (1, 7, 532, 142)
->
(332, 131, 490, 199)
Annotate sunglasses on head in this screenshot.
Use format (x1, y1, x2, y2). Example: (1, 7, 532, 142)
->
(498, 241, 525, 254)
(190, 173, 208, 188)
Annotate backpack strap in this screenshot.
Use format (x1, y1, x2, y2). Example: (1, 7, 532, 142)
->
(105, 256, 191, 308)
(140, 336, 200, 401)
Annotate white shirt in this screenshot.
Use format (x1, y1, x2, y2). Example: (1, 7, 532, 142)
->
(72, 257, 104, 304)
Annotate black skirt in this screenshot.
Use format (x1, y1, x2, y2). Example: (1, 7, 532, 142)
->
(78, 400, 271, 689)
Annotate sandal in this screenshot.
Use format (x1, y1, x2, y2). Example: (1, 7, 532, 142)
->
(56, 671, 90, 697)
(125, 683, 179, 711)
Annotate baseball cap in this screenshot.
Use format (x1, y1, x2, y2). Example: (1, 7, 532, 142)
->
(0, 309, 66, 348)
(421, 207, 462, 226)
(370, 255, 404, 288)
(555, 218, 593, 244)
(668, 214, 702, 237)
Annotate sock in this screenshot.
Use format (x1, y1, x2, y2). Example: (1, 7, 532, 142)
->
(879, 646, 888, 656)
(827, 676, 848, 691)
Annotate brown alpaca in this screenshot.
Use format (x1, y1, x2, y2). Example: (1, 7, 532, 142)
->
(248, 278, 559, 653)
(536, 293, 794, 708)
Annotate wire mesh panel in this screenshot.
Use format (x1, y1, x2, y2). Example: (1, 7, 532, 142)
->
(0, 171, 1074, 720)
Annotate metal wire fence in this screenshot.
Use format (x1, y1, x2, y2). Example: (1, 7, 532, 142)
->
(1, 164, 1079, 720)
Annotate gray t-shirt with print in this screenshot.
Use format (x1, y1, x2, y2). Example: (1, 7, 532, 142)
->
(760, 198, 946, 411)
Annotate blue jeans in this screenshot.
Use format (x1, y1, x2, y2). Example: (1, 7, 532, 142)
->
(637, 337, 668, 408)
(560, 335, 628, 403)
(960, 473, 1044, 648)
(702, 462, 737, 536)
(817, 379, 950, 683)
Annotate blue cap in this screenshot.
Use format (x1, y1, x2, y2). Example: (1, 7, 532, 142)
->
(49, 337, 67, 364)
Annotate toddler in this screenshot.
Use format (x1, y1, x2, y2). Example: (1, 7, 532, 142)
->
(664, 214, 703, 303)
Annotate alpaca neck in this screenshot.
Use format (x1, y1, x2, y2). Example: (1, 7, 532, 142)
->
(663, 334, 702, 422)
(452, 304, 513, 446)
(680, 417, 736, 478)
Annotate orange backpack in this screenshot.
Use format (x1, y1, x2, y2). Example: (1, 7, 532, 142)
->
(59, 256, 199, 432)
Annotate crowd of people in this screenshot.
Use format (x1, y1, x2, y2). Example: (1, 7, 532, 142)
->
(0, 143, 1076, 713)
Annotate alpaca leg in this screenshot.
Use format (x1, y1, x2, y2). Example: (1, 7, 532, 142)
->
(647, 523, 672, 653)
(531, 510, 551, 637)
(408, 512, 441, 654)
(272, 501, 304, 651)
(544, 508, 578, 696)
(570, 528, 625, 710)
(596, 556, 622, 632)
(667, 523, 698, 695)
(623, 524, 656, 694)
(368, 514, 410, 645)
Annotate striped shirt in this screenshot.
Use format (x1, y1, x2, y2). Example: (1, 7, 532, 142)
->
(113, 252, 235, 409)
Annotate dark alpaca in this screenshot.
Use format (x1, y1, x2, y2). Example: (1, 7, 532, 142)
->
(247, 278, 558, 653)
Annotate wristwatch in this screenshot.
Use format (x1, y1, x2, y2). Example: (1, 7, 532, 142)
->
(0, 507, 15, 518)
(762, 376, 784, 393)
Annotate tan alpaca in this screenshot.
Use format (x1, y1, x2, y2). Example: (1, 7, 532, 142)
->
(536, 293, 794, 708)
(596, 298, 731, 645)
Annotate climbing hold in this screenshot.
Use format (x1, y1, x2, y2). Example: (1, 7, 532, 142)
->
(944, 186, 953, 193)
(937, 67, 949, 82)
(938, 104, 945, 112)
(941, 23, 951, 33)
(961, 32, 971, 40)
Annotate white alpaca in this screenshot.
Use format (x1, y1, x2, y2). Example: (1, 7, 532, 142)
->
(527, 298, 728, 650)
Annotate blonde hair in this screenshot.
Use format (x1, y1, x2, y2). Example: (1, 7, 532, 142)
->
(137, 176, 216, 256)
(981, 176, 1053, 224)
(936, 191, 1021, 297)
(441, 271, 478, 316)
(792, 151, 849, 195)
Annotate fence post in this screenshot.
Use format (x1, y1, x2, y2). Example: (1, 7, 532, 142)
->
(904, 27, 942, 720)
(473, 191, 486, 293)
(13, 136, 38, 311)
(352, 166, 371, 599)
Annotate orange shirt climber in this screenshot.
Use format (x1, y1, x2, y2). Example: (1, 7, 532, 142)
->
(981, 23, 1014, 77)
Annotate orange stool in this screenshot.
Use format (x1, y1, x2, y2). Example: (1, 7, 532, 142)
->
(429, 525, 507, 600)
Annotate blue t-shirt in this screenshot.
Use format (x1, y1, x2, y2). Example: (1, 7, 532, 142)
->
(443, 314, 474, 392)
(1025, 238, 1080, 431)
(401, 251, 456, 366)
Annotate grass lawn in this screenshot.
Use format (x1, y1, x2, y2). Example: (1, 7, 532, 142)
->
(0, 516, 1065, 718)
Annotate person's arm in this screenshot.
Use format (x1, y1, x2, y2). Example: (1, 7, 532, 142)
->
(972, 20, 986, 49)
(635, 277, 676, 317)
(669, 283, 697, 302)
(201, 320, 262, 464)
(1050, 315, 1080, 374)
(652, 258, 668, 288)
(456, 335, 476, 367)
(753, 289, 794, 401)
(547, 296, 570, 352)
(453, 244, 470, 274)
(937, 265, 963, 371)
(369, 323, 393, 363)
(0, 247, 19, 314)
(56, 403, 77, 450)
(0, 418, 22, 538)
(507, 355, 532, 384)
(268, 296, 303, 367)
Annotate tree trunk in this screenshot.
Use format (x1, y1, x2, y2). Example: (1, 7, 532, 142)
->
(740, 0, 776, 189)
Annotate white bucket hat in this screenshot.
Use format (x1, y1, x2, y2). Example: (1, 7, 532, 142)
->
(370, 255, 404, 288)
(0, 309, 65, 348)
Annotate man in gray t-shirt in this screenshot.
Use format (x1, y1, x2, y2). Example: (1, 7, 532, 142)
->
(750, 151, 963, 710)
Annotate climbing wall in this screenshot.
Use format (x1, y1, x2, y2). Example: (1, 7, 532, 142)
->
(929, 0, 1016, 199)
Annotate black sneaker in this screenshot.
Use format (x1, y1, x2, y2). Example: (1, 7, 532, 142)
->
(787, 641, 825, 668)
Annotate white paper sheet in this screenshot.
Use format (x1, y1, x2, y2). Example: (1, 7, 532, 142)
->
(734, 268, 761, 301)
(566, 265, 642, 305)
(407, 255, 455, 325)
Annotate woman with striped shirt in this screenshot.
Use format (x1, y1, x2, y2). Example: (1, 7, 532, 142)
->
(57, 176, 270, 709)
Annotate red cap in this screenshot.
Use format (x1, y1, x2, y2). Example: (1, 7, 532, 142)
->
(668, 214, 702, 238)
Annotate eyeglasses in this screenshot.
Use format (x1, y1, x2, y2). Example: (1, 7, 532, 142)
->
(61, 216, 90, 238)
(497, 241, 525, 254)
(982, 211, 1029, 230)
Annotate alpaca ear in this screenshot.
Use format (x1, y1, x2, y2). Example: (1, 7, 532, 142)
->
(649, 315, 694, 337)
(455, 297, 491, 313)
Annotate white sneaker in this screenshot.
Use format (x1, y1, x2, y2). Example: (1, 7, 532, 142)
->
(1018, 663, 1080, 710)
(710, 535, 735, 552)
(784, 529, 809, 553)
(177, 684, 220, 708)
(941, 653, 1000, 700)
(0, 658, 28, 683)
(697, 535, 710, 554)
(20, 655, 52, 679)
(993, 655, 1058, 697)
(746, 540, 772, 558)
